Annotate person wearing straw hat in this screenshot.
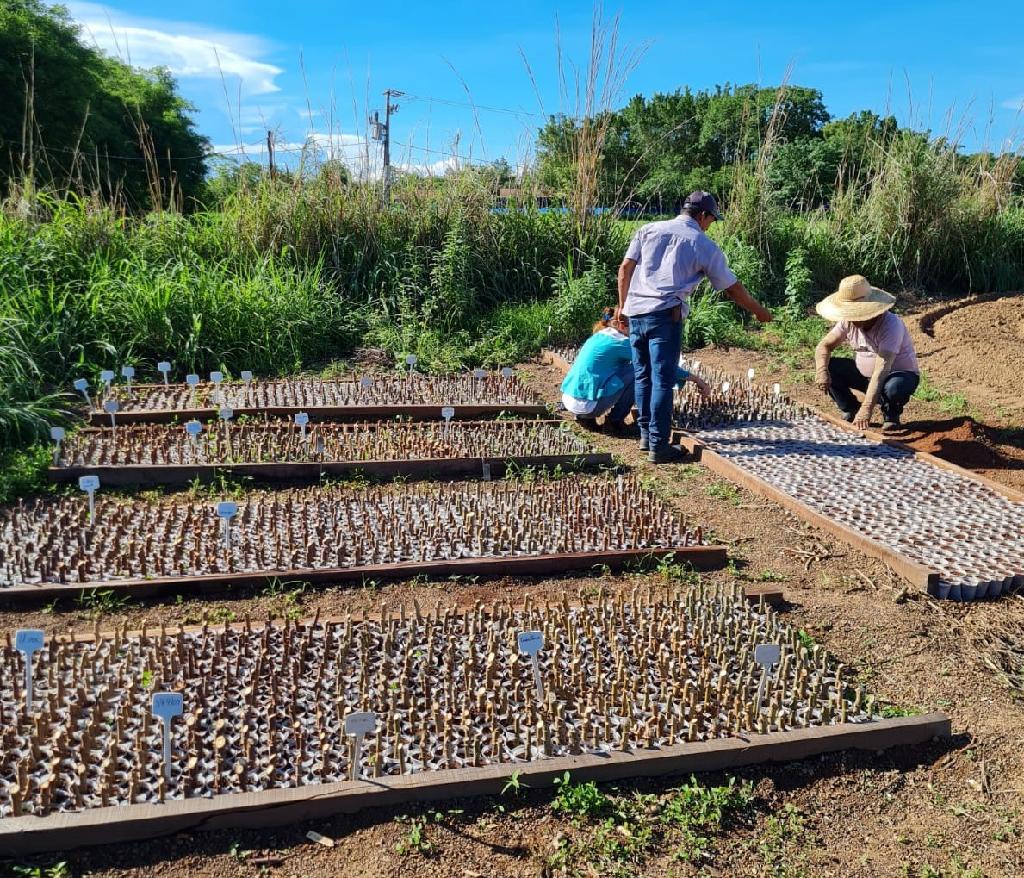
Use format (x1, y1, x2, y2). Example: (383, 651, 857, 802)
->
(814, 275, 920, 431)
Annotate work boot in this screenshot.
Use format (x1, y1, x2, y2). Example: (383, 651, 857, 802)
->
(639, 433, 650, 451)
(881, 414, 902, 431)
(648, 445, 686, 464)
(604, 420, 638, 438)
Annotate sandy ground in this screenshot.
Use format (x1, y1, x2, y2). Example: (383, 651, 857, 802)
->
(3, 310, 1024, 878)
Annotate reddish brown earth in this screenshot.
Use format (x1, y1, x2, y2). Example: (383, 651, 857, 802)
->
(2, 339, 1023, 878)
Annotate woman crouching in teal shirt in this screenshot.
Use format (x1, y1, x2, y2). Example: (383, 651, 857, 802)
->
(561, 309, 711, 434)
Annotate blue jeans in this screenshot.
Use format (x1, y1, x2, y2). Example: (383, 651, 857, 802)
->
(827, 357, 920, 420)
(585, 363, 636, 423)
(628, 308, 682, 450)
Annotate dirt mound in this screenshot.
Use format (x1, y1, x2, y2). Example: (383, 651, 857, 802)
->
(898, 416, 1024, 472)
(909, 295, 1024, 416)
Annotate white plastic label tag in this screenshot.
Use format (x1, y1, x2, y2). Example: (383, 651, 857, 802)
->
(517, 631, 544, 655)
(405, 355, 418, 367)
(100, 369, 115, 385)
(73, 378, 89, 392)
(747, 368, 755, 381)
(294, 413, 309, 427)
(152, 691, 183, 720)
(103, 400, 119, 414)
(473, 368, 487, 379)
(157, 361, 171, 374)
(754, 643, 781, 667)
(78, 475, 100, 492)
(210, 371, 223, 385)
(122, 365, 135, 379)
(721, 381, 731, 393)
(216, 501, 238, 519)
(50, 426, 66, 442)
(186, 374, 200, 387)
(773, 383, 781, 396)
(359, 376, 373, 389)
(344, 711, 377, 736)
(15, 629, 45, 654)
(219, 407, 233, 421)
(240, 370, 253, 383)
(501, 367, 514, 379)
(185, 420, 203, 436)
(441, 406, 455, 422)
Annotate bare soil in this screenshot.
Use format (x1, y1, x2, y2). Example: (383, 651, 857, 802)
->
(3, 349, 1024, 878)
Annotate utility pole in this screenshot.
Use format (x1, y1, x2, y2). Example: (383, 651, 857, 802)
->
(370, 89, 404, 206)
(266, 130, 276, 180)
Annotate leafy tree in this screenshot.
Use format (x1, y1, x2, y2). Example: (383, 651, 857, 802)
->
(0, 0, 209, 208)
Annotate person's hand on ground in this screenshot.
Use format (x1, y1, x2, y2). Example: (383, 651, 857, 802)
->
(692, 376, 712, 399)
(853, 408, 871, 430)
(755, 305, 773, 323)
(815, 371, 830, 394)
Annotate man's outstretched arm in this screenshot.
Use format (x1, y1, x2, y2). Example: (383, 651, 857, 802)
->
(723, 280, 773, 323)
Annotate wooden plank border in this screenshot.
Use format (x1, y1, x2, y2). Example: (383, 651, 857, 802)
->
(48, 453, 615, 487)
(676, 435, 939, 593)
(0, 712, 950, 856)
(87, 404, 550, 426)
(0, 546, 728, 607)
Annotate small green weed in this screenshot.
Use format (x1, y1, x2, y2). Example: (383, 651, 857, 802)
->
(757, 803, 810, 878)
(551, 772, 613, 821)
(706, 481, 742, 505)
(880, 704, 922, 719)
(8, 862, 70, 878)
(796, 629, 816, 651)
(394, 814, 433, 855)
(662, 776, 754, 862)
(501, 769, 529, 797)
(0, 445, 52, 504)
(655, 553, 701, 585)
(76, 588, 130, 617)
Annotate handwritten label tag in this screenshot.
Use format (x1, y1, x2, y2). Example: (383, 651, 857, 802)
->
(121, 365, 135, 380)
(78, 475, 100, 492)
(219, 407, 233, 421)
(216, 501, 238, 519)
(747, 368, 756, 381)
(473, 369, 487, 379)
(209, 371, 224, 385)
(359, 376, 373, 389)
(103, 399, 119, 414)
(185, 420, 203, 437)
(100, 369, 115, 385)
(185, 374, 200, 388)
(157, 361, 171, 375)
(240, 370, 253, 384)
(50, 426, 66, 442)
(773, 383, 781, 396)
(294, 412, 309, 427)
(501, 367, 514, 379)
(152, 691, 183, 720)
(344, 711, 377, 736)
(517, 631, 544, 656)
(441, 406, 455, 422)
(405, 355, 418, 367)
(15, 629, 45, 654)
(721, 381, 731, 393)
(73, 378, 89, 392)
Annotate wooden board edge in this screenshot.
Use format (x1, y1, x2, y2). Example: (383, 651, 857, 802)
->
(0, 547, 728, 607)
(0, 713, 950, 856)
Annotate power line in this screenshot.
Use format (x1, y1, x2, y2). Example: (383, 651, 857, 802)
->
(402, 93, 545, 120)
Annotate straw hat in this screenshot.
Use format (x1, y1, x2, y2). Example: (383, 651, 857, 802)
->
(815, 275, 896, 322)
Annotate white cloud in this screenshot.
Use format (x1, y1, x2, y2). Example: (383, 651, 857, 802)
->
(67, 2, 283, 95)
(1001, 96, 1024, 111)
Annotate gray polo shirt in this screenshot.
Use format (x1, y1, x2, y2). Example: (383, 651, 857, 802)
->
(622, 215, 738, 317)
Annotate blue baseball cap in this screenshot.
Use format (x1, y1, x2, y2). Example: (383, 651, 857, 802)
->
(682, 191, 723, 221)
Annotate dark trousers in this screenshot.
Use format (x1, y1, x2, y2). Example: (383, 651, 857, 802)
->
(628, 308, 682, 450)
(827, 357, 920, 421)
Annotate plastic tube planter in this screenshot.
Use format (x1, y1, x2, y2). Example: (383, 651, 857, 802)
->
(0, 476, 722, 599)
(694, 416, 1024, 601)
(672, 364, 809, 431)
(50, 420, 609, 486)
(0, 585, 880, 823)
(88, 373, 546, 424)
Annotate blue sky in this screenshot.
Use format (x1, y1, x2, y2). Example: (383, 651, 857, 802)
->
(66, 1, 1024, 176)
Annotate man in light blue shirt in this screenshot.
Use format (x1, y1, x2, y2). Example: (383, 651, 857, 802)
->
(616, 191, 773, 463)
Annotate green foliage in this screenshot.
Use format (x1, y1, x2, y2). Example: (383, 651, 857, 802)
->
(0, 443, 50, 502)
(501, 770, 529, 797)
(662, 776, 754, 862)
(683, 291, 737, 349)
(0, 0, 209, 206)
(758, 804, 810, 878)
(75, 588, 131, 618)
(552, 772, 614, 821)
(550, 258, 612, 342)
(782, 246, 814, 319)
